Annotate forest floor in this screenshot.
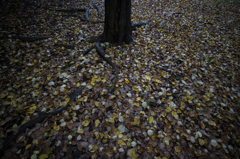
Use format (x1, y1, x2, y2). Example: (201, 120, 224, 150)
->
(0, 0, 240, 158)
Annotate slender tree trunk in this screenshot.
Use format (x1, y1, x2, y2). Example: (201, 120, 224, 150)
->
(102, 0, 133, 44)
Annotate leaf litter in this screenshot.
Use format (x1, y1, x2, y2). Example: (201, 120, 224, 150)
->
(0, 0, 240, 158)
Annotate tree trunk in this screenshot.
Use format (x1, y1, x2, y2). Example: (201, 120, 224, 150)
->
(102, 0, 133, 44)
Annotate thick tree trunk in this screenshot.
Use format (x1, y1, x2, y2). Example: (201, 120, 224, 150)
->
(102, 0, 133, 44)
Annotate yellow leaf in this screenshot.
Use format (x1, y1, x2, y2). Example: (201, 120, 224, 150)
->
(39, 154, 48, 159)
(25, 144, 31, 150)
(137, 63, 141, 68)
(82, 120, 90, 127)
(108, 118, 115, 123)
(77, 129, 84, 134)
(91, 81, 95, 86)
(53, 91, 59, 96)
(125, 78, 130, 84)
(113, 128, 120, 136)
(130, 151, 137, 158)
(33, 139, 38, 145)
(7, 93, 14, 99)
(110, 95, 115, 99)
(149, 116, 153, 124)
(118, 133, 123, 138)
(102, 138, 108, 143)
(53, 125, 60, 131)
(94, 101, 100, 107)
(102, 78, 106, 83)
(171, 111, 177, 116)
(203, 95, 210, 101)
(208, 121, 216, 126)
(28, 104, 37, 114)
(118, 140, 126, 147)
(26, 76, 32, 80)
(165, 107, 171, 113)
(133, 118, 140, 125)
(92, 144, 98, 151)
(174, 146, 181, 153)
(95, 119, 100, 127)
(33, 68, 39, 73)
(3, 101, 11, 105)
(65, 97, 70, 103)
(180, 102, 185, 110)
(134, 103, 139, 107)
(198, 138, 205, 146)
(177, 109, 181, 113)
(34, 84, 39, 88)
(0, 91, 7, 98)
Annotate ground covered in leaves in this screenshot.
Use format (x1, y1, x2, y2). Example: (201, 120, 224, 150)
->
(0, 0, 240, 158)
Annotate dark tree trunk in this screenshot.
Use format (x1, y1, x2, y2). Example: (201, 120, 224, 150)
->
(102, 0, 133, 44)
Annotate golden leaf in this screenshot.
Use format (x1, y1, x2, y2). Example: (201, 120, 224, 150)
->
(165, 107, 171, 113)
(92, 145, 98, 151)
(28, 104, 37, 114)
(130, 151, 137, 158)
(125, 78, 130, 84)
(134, 103, 139, 107)
(95, 119, 100, 127)
(203, 95, 210, 101)
(82, 120, 90, 127)
(0, 91, 7, 98)
(94, 101, 100, 107)
(7, 93, 14, 99)
(33, 139, 38, 145)
(108, 118, 115, 123)
(171, 111, 177, 116)
(208, 121, 216, 126)
(53, 91, 59, 96)
(25, 144, 31, 150)
(3, 101, 11, 106)
(180, 102, 185, 110)
(133, 118, 140, 125)
(33, 68, 39, 73)
(174, 146, 181, 153)
(137, 63, 141, 68)
(149, 116, 154, 124)
(198, 138, 205, 146)
(65, 97, 70, 103)
(26, 76, 32, 80)
(102, 138, 108, 143)
(77, 129, 84, 134)
(113, 128, 120, 136)
(39, 154, 48, 159)
(118, 140, 126, 147)
(53, 125, 60, 131)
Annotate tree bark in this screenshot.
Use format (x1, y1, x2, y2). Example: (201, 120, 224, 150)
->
(102, 0, 133, 44)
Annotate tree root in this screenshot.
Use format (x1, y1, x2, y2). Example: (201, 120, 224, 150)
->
(159, 12, 183, 26)
(87, 35, 104, 43)
(0, 87, 85, 157)
(82, 42, 118, 93)
(91, 3, 104, 17)
(54, 8, 104, 24)
(95, 42, 118, 93)
(83, 45, 96, 56)
(131, 20, 150, 31)
(83, 8, 104, 24)
(0, 36, 51, 42)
